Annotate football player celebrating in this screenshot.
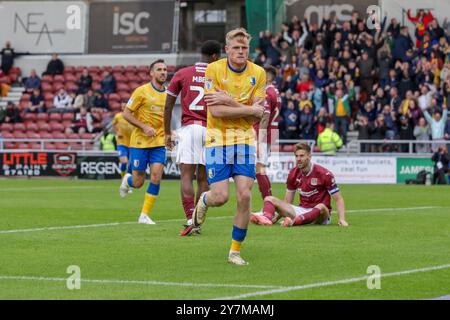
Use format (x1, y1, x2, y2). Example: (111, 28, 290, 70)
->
(253, 65, 281, 202)
(164, 40, 222, 236)
(191, 28, 266, 265)
(250, 142, 349, 227)
(119, 59, 168, 225)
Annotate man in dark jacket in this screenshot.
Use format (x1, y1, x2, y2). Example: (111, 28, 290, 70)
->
(431, 145, 449, 184)
(393, 27, 413, 62)
(44, 53, 64, 75)
(1, 41, 15, 74)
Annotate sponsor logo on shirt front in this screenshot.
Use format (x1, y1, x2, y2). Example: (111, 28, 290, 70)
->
(299, 189, 319, 197)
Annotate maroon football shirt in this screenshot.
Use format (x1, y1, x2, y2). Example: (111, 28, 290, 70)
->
(166, 62, 208, 127)
(254, 84, 281, 144)
(286, 163, 340, 210)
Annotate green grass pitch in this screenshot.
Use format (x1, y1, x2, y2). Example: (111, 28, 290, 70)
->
(0, 179, 449, 299)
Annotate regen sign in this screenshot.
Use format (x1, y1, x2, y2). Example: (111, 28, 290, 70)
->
(88, 0, 175, 53)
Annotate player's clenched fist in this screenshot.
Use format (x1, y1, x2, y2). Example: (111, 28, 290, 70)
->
(143, 125, 156, 137)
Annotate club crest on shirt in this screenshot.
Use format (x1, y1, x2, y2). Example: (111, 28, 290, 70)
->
(205, 78, 213, 90)
(134, 160, 139, 167)
(250, 76, 256, 86)
(311, 178, 317, 186)
(208, 168, 215, 179)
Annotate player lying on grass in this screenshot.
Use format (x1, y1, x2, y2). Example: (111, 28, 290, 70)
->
(250, 142, 349, 227)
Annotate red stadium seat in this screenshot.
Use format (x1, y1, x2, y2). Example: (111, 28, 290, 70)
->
(54, 75, 65, 82)
(13, 132, 27, 139)
(26, 132, 40, 139)
(26, 123, 39, 132)
(20, 93, 30, 102)
(29, 142, 42, 150)
(55, 142, 69, 150)
(52, 82, 65, 91)
(124, 66, 137, 73)
(80, 133, 95, 140)
(116, 82, 129, 92)
(36, 113, 49, 122)
(4, 142, 17, 149)
(137, 66, 149, 73)
(108, 93, 120, 102)
(50, 122, 64, 132)
(52, 132, 66, 139)
(64, 73, 77, 82)
(8, 73, 18, 83)
(118, 91, 129, 102)
(0, 76, 11, 85)
(128, 82, 140, 91)
(9, 67, 21, 76)
(88, 66, 100, 74)
(39, 132, 53, 139)
(0, 123, 13, 132)
(271, 145, 280, 152)
(13, 123, 26, 132)
(113, 73, 126, 82)
(38, 123, 51, 132)
(49, 113, 62, 121)
(44, 142, 57, 150)
(110, 101, 121, 111)
(62, 113, 75, 121)
(17, 143, 29, 149)
(65, 82, 78, 92)
(1, 132, 14, 139)
(19, 101, 29, 111)
(124, 72, 137, 82)
(42, 75, 53, 82)
(64, 66, 75, 73)
(23, 113, 36, 123)
(41, 83, 53, 92)
(112, 65, 125, 73)
(74, 66, 85, 73)
(66, 133, 80, 140)
(282, 145, 295, 152)
(62, 121, 72, 128)
(92, 82, 101, 91)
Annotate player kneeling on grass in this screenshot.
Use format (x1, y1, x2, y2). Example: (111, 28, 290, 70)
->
(250, 142, 349, 227)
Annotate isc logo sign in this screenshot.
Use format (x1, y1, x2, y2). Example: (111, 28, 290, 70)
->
(112, 7, 150, 36)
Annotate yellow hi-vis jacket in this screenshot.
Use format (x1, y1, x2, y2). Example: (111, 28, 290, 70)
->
(317, 128, 343, 154)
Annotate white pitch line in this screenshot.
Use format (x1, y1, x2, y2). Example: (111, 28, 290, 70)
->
(0, 186, 112, 192)
(0, 275, 284, 290)
(0, 216, 232, 235)
(0, 206, 443, 235)
(214, 263, 450, 300)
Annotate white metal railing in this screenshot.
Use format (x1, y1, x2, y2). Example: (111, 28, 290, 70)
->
(0, 138, 95, 151)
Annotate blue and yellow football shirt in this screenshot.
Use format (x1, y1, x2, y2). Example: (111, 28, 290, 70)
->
(126, 82, 166, 149)
(204, 58, 266, 148)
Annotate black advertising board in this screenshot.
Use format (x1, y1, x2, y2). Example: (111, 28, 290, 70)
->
(88, 0, 175, 53)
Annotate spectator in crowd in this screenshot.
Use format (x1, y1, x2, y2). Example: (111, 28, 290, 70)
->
(414, 117, 431, 153)
(431, 145, 449, 184)
(424, 104, 448, 151)
(93, 91, 110, 112)
(397, 115, 415, 152)
(52, 88, 72, 112)
(407, 9, 434, 48)
(327, 84, 354, 144)
(85, 89, 96, 110)
(0, 69, 10, 97)
(24, 69, 41, 93)
(100, 130, 117, 151)
(354, 114, 370, 152)
(299, 105, 314, 139)
(281, 100, 299, 139)
(43, 53, 64, 76)
(1, 41, 16, 74)
(25, 88, 45, 113)
(252, 12, 450, 153)
(100, 70, 116, 94)
(2, 102, 22, 123)
(77, 68, 92, 94)
(71, 107, 93, 134)
(369, 114, 387, 152)
(317, 122, 343, 154)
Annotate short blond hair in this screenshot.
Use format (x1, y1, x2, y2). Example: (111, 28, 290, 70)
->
(226, 28, 251, 45)
(295, 142, 311, 154)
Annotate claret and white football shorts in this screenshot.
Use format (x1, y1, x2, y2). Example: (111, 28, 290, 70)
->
(175, 124, 206, 165)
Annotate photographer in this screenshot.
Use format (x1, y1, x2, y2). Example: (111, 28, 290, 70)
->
(431, 145, 449, 184)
